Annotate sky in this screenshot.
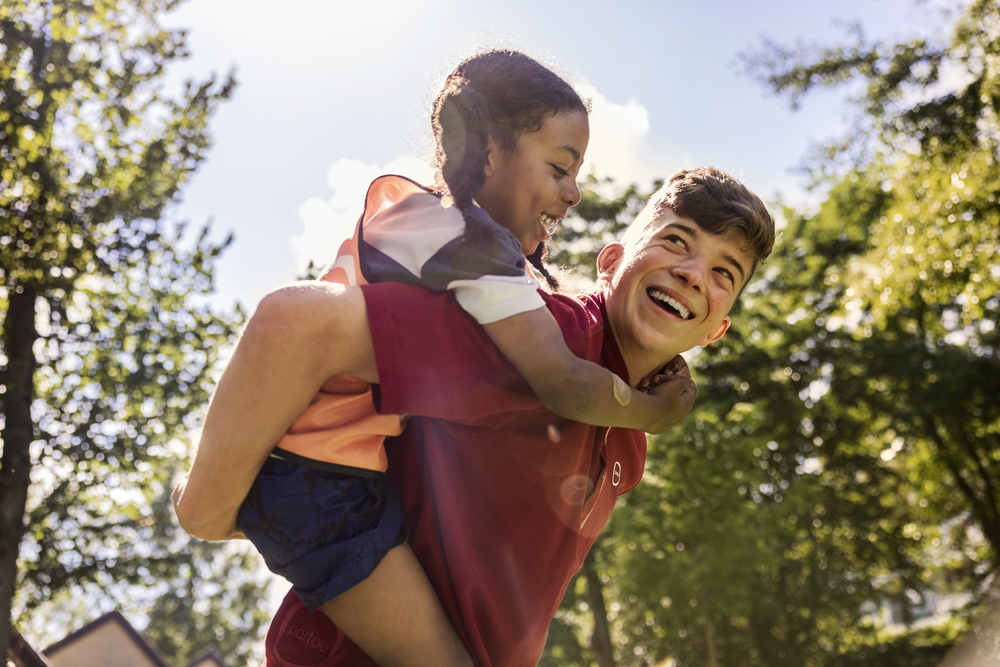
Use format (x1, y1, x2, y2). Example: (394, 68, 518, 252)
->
(159, 0, 954, 312)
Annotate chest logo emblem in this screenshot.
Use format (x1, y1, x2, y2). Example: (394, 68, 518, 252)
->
(612, 461, 622, 487)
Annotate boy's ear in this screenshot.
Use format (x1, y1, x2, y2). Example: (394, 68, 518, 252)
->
(596, 243, 624, 284)
(699, 316, 731, 347)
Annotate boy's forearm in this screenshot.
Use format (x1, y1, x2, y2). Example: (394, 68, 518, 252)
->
(173, 281, 379, 539)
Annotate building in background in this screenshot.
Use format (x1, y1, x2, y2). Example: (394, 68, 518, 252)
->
(8, 612, 224, 667)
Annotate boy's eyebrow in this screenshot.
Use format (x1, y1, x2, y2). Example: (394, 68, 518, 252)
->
(667, 222, 748, 284)
(724, 251, 748, 285)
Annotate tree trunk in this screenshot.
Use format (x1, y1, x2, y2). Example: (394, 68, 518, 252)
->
(922, 413, 1000, 566)
(0, 285, 38, 661)
(700, 589, 718, 667)
(583, 550, 615, 667)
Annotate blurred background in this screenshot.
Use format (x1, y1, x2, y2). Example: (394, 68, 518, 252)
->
(2, 0, 998, 665)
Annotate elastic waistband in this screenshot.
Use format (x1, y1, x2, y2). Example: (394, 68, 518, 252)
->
(269, 447, 386, 480)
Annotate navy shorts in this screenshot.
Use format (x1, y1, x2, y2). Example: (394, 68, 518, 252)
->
(237, 455, 408, 610)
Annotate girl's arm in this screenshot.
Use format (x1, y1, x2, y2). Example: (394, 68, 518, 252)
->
(483, 308, 695, 434)
(172, 281, 378, 540)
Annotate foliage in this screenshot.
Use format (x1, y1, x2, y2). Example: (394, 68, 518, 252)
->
(741, 0, 1000, 182)
(0, 0, 268, 662)
(142, 537, 271, 666)
(827, 622, 957, 667)
(738, 0, 1000, 573)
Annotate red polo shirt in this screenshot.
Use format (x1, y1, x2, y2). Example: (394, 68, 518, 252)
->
(267, 282, 646, 666)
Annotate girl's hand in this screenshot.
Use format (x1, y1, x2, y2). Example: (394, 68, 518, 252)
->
(639, 355, 697, 434)
(639, 355, 693, 392)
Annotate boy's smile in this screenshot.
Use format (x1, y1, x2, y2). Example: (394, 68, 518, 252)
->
(598, 208, 752, 383)
(648, 287, 694, 320)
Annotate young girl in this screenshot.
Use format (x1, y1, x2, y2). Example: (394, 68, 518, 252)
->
(175, 50, 691, 667)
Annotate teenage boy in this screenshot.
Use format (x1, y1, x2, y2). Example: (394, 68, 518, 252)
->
(173, 167, 775, 667)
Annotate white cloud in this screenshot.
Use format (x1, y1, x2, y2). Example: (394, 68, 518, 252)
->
(291, 157, 435, 273)
(581, 86, 666, 188)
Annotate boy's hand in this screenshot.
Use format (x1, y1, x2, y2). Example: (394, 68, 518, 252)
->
(639, 355, 697, 434)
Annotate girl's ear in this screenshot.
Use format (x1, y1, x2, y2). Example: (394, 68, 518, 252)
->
(596, 243, 625, 285)
(483, 135, 501, 178)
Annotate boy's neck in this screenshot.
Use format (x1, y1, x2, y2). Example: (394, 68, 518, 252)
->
(608, 321, 680, 387)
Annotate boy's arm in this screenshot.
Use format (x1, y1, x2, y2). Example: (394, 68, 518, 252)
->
(483, 308, 695, 434)
(172, 281, 378, 540)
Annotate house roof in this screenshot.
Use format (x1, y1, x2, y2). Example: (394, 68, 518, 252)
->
(43, 611, 172, 667)
(183, 648, 226, 667)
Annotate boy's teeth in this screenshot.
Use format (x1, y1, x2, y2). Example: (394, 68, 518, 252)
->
(540, 213, 558, 230)
(649, 289, 691, 319)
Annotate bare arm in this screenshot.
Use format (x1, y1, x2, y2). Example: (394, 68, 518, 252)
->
(483, 308, 696, 434)
(172, 281, 378, 540)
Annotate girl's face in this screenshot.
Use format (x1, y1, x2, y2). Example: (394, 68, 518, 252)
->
(475, 109, 589, 255)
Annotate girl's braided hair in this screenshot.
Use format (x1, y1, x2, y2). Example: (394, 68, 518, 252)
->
(431, 49, 588, 289)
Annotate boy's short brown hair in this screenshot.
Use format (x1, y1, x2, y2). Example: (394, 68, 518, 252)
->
(623, 167, 776, 282)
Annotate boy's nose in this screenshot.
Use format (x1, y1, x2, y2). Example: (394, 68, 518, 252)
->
(671, 257, 706, 292)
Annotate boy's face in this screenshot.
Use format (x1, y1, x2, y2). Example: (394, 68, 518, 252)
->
(598, 208, 752, 380)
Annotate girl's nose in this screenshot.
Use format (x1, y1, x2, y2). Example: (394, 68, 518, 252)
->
(563, 179, 581, 207)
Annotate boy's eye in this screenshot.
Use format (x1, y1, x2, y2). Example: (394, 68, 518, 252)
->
(715, 267, 735, 283)
(665, 234, 687, 249)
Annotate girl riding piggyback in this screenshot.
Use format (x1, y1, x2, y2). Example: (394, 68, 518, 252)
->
(182, 50, 696, 667)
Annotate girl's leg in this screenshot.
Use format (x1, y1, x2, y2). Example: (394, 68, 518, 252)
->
(320, 543, 473, 667)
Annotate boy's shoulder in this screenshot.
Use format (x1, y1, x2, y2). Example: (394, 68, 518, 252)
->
(542, 289, 605, 321)
(541, 289, 610, 356)
(544, 289, 631, 390)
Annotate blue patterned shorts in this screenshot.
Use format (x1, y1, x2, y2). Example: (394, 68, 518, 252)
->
(237, 455, 407, 609)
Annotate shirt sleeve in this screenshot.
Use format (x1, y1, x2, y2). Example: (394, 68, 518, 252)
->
(360, 193, 546, 324)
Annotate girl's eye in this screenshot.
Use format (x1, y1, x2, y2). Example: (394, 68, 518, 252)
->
(551, 165, 569, 177)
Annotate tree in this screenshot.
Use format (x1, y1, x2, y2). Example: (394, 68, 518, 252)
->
(575, 1, 1000, 662)
(0, 0, 267, 661)
(741, 0, 999, 182)
(628, 171, 968, 666)
(743, 0, 1000, 569)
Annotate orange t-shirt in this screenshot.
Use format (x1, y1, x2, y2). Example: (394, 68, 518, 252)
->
(273, 177, 430, 471)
